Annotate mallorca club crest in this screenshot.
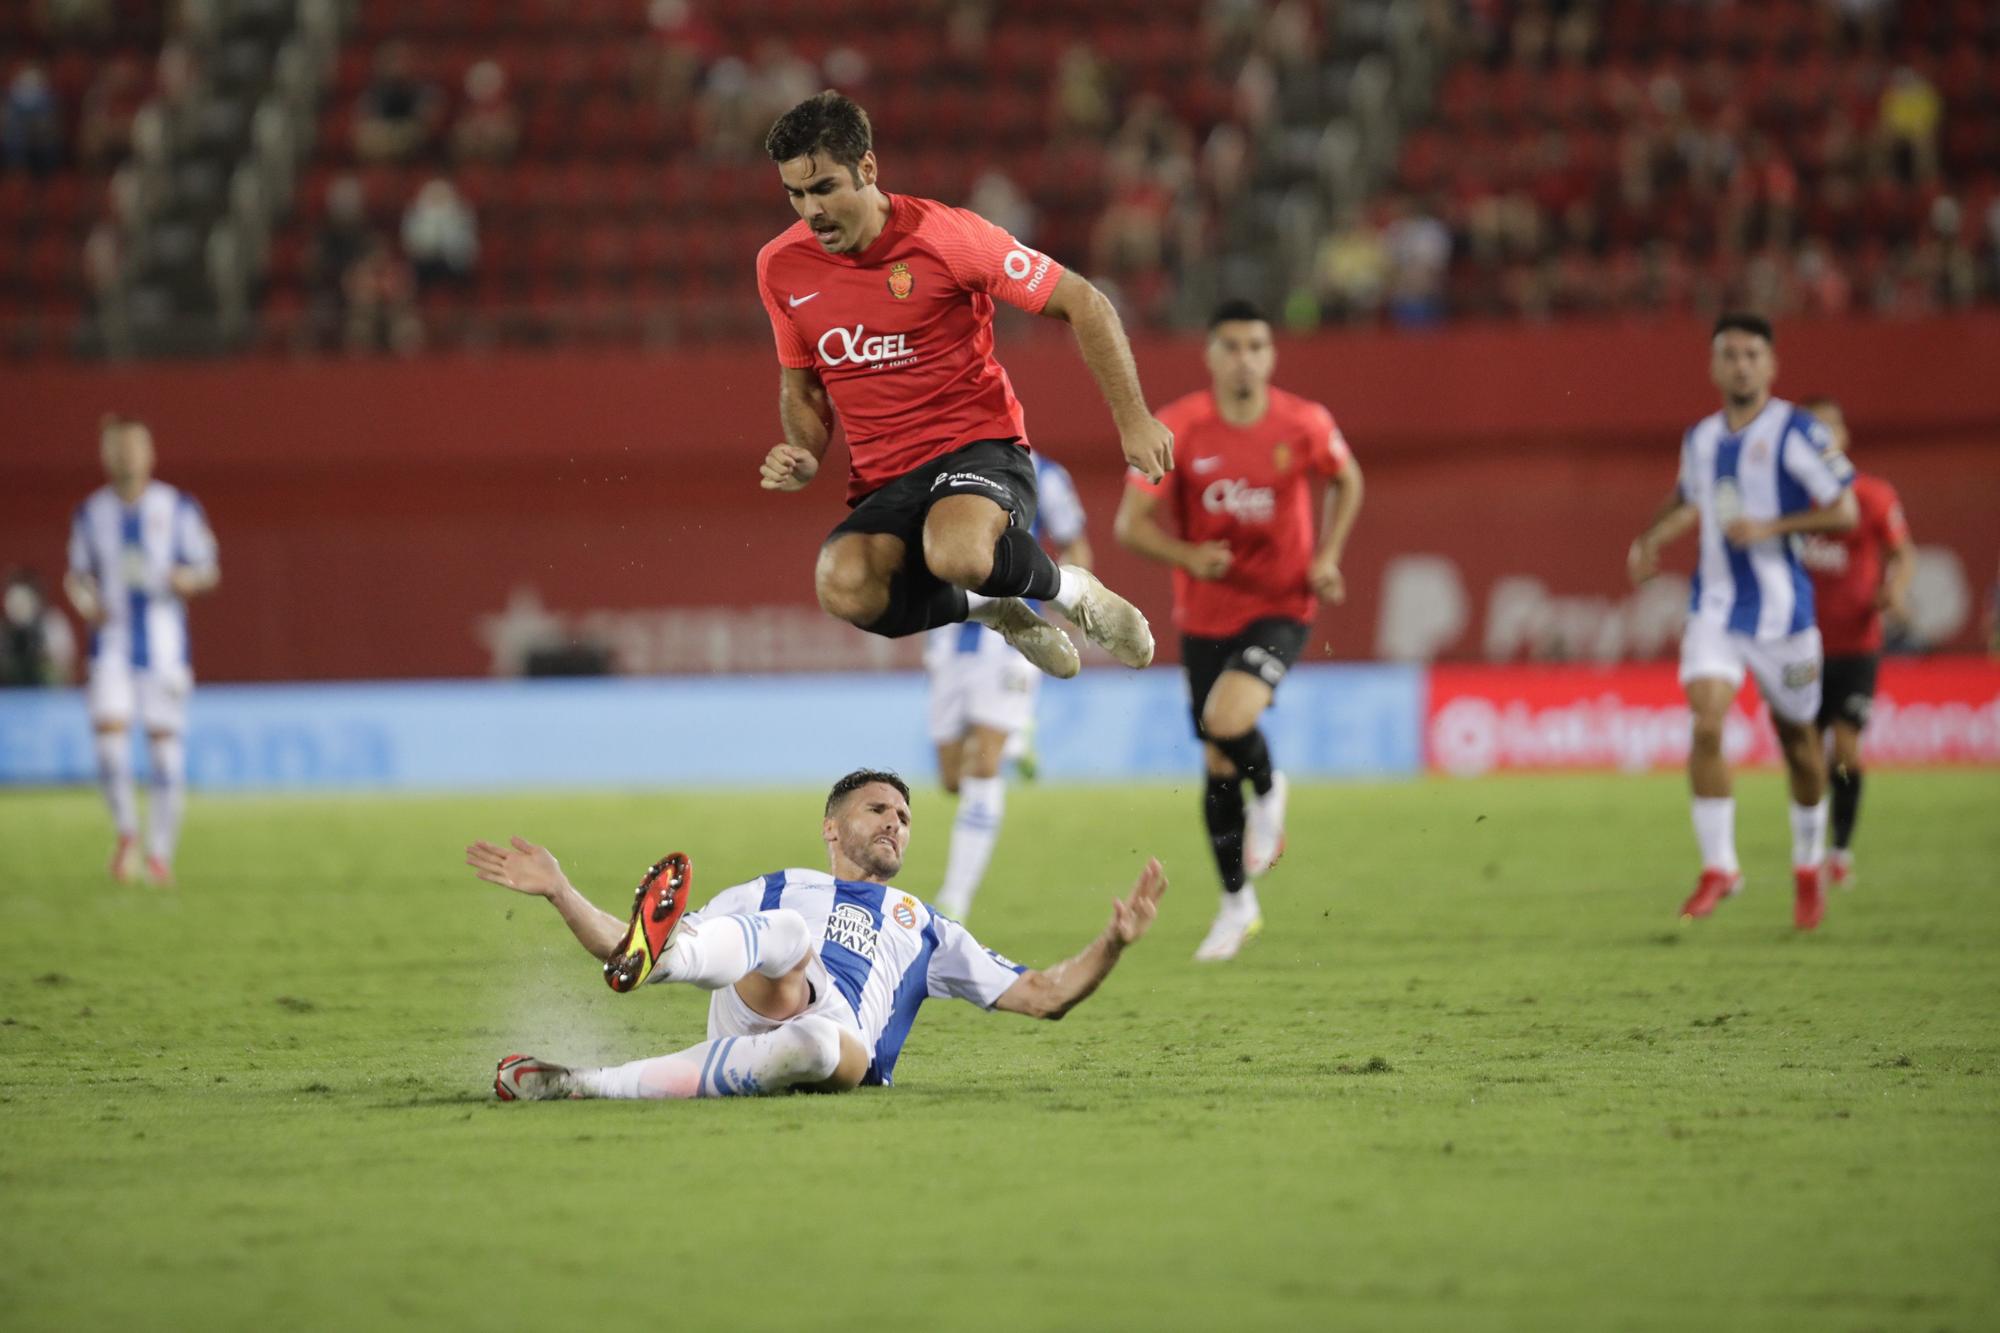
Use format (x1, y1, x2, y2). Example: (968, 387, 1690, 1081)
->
(1273, 440, 1293, 471)
(887, 261, 914, 300)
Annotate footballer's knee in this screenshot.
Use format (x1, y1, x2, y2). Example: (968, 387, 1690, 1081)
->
(1202, 743, 1239, 778)
(922, 496, 1006, 588)
(793, 1017, 867, 1092)
(815, 541, 889, 625)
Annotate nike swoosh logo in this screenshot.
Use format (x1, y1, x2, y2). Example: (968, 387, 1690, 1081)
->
(789, 292, 820, 308)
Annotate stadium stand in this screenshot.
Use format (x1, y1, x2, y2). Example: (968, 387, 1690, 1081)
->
(1, 0, 1996, 357)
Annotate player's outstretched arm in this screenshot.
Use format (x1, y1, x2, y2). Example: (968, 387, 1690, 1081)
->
(1311, 457, 1365, 603)
(760, 365, 833, 492)
(1039, 271, 1173, 482)
(993, 858, 1166, 1021)
(465, 836, 626, 961)
(1628, 488, 1697, 585)
(1724, 488, 1858, 547)
(62, 570, 104, 625)
(1115, 486, 1231, 579)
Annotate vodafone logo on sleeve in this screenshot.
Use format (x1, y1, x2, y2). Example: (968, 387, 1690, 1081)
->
(1004, 247, 1054, 293)
(816, 323, 917, 369)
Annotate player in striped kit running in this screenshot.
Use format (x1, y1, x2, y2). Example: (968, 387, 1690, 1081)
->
(1627, 315, 1858, 930)
(471, 770, 1166, 1100)
(924, 452, 1091, 921)
(64, 416, 220, 886)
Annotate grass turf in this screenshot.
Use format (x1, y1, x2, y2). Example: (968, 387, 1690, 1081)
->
(2, 770, 1997, 1332)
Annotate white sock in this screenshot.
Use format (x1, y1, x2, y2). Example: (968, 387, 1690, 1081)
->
(146, 734, 187, 863)
(1790, 800, 1829, 869)
(1223, 883, 1260, 920)
(95, 730, 137, 836)
(1052, 566, 1086, 616)
(656, 908, 812, 989)
(1690, 797, 1739, 873)
(572, 1014, 843, 1099)
(937, 775, 1005, 917)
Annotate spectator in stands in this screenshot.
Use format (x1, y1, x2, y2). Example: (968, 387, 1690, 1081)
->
(1876, 65, 1941, 184)
(969, 168, 1035, 247)
(1050, 44, 1113, 139)
(310, 173, 374, 335)
(402, 177, 478, 292)
(343, 236, 421, 355)
(354, 41, 440, 165)
(638, 0, 721, 112)
(77, 57, 144, 171)
(1382, 195, 1451, 328)
(2, 64, 62, 176)
(1308, 206, 1388, 326)
(36, 0, 114, 41)
(450, 60, 519, 165)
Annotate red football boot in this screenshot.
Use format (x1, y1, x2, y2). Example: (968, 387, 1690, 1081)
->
(603, 852, 693, 993)
(109, 834, 139, 883)
(1794, 864, 1825, 931)
(1680, 868, 1742, 920)
(1826, 849, 1854, 889)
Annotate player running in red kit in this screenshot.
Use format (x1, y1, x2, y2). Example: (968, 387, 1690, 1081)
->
(1797, 396, 1914, 887)
(755, 91, 1168, 678)
(1115, 300, 1365, 961)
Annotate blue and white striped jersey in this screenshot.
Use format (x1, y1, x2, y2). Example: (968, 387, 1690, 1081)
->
(67, 482, 219, 670)
(1677, 397, 1852, 640)
(926, 453, 1088, 665)
(664, 868, 1028, 1086)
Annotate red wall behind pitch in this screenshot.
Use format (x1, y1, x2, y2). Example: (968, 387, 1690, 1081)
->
(3, 315, 1996, 680)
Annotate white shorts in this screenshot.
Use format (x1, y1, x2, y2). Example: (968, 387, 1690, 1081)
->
(87, 657, 193, 733)
(1678, 618, 1822, 725)
(704, 951, 861, 1043)
(926, 651, 1039, 745)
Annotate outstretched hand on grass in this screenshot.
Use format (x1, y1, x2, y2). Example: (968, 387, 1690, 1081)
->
(1107, 857, 1167, 949)
(465, 836, 567, 898)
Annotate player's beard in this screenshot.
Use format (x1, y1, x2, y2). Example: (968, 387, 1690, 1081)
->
(843, 830, 904, 879)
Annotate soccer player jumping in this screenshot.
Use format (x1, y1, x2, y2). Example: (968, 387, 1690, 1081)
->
(470, 770, 1167, 1100)
(1627, 314, 1858, 930)
(1114, 300, 1365, 961)
(754, 91, 1168, 678)
(1797, 396, 1915, 887)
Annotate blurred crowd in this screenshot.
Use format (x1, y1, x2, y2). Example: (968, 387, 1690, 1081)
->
(4, 0, 2000, 353)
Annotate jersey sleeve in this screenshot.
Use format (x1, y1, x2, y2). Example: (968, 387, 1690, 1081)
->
(1877, 483, 1912, 547)
(928, 205, 1064, 315)
(754, 248, 814, 369)
(67, 505, 92, 578)
(924, 912, 1028, 1008)
(1306, 402, 1353, 476)
(173, 494, 218, 573)
(1033, 458, 1087, 547)
(1675, 429, 1696, 502)
(1780, 413, 1855, 508)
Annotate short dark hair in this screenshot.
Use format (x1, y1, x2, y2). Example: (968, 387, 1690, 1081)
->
(765, 91, 873, 183)
(824, 768, 910, 818)
(1208, 298, 1270, 330)
(1712, 311, 1774, 345)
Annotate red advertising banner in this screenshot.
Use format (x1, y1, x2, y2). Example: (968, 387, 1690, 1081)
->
(1425, 657, 2000, 775)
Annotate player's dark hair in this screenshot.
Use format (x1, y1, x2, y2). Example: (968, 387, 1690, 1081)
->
(1208, 298, 1270, 330)
(825, 768, 910, 817)
(1712, 311, 1775, 345)
(765, 91, 873, 184)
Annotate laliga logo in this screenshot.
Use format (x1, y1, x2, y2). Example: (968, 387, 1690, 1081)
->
(1202, 477, 1276, 523)
(818, 323, 914, 367)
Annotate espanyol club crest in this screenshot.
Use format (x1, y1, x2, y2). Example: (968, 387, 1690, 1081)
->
(887, 262, 914, 300)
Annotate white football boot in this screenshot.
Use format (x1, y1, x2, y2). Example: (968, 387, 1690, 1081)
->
(494, 1054, 579, 1101)
(1243, 772, 1290, 877)
(1193, 885, 1263, 962)
(1055, 566, 1155, 669)
(971, 597, 1080, 679)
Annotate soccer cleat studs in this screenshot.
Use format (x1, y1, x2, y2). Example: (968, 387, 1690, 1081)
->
(602, 852, 693, 993)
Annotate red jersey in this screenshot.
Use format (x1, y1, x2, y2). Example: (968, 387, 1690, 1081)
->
(1130, 386, 1354, 638)
(1801, 472, 1910, 655)
(756, 193, 1065, 503)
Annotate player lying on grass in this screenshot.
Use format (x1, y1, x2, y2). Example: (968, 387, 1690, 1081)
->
(467, 769, 1166, 1100)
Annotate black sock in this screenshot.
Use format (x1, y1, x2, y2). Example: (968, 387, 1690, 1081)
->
(975, 524, 1063, 601)
(1204, 776, 1247, 893)
(1829, 765, 1863, 850)
(862, 576, 968, 639)
(1211, 729, 1274, 796)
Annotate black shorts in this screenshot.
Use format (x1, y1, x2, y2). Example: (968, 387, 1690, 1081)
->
(826, 438, 1037, 556)
(1181, 617, 1311, 740)
(1817, 653, 1880, 731)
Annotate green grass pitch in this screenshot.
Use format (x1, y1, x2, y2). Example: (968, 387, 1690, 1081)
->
(2, 770, 1997, 1331)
